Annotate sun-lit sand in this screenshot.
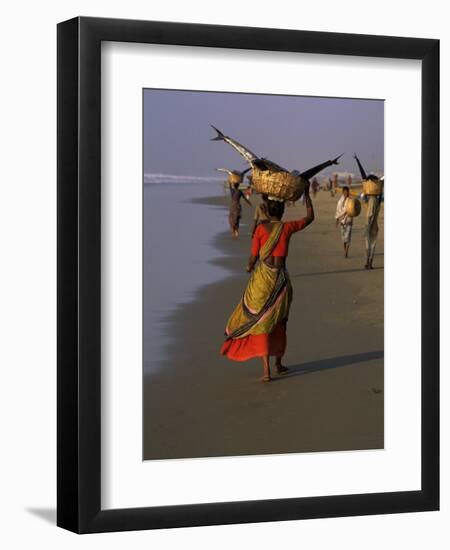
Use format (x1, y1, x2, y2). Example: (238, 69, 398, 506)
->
(143, 189, 384, 460)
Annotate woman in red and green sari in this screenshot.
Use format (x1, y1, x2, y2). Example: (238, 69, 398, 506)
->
(221, 183, 315, 382)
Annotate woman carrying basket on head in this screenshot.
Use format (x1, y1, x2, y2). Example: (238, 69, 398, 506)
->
(211, 126, 340, 381)
(353, 154, 384, 269)
(220, 185, 315, 381)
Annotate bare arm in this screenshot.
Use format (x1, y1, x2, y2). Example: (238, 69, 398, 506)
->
(246, 255, 258, 272)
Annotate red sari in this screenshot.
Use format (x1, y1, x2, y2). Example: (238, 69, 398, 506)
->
(221, 219, 307, 361)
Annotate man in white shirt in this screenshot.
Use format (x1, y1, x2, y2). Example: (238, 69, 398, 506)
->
(335, 186, 353, 258)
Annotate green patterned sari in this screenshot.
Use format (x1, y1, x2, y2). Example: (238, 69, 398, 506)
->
(224, 222, 292, 340)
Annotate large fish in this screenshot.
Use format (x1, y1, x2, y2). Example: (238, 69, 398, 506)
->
(211, 125, 342, 180)
(210, 125, 287, 172)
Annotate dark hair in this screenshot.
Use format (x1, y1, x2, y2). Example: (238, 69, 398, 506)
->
(342, 186, 350, 192)
(267, 200, 285, 220)
(367, 174, 379, 181)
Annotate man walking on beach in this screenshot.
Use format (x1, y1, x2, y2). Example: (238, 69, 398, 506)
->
(364, 193, 382, 269)
(328, 177, 335, 197)
(352, 153, 383, 269)
(335, 186, 353, 258)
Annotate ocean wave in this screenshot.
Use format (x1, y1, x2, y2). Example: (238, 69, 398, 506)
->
(144, 173, 223, 185)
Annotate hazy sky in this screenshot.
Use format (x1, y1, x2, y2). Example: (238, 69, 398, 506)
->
(143, 89, 384, 180)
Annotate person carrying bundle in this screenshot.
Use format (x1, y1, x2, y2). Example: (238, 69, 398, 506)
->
(364, 194, 382, 269)
(354, 154, 383, 269)
(217, 168, 252, 238)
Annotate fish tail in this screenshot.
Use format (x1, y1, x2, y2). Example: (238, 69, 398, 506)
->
(210, 125, 258, 165)
(210, 125, 226, 141)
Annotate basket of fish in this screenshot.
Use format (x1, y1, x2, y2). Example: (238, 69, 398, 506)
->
(216, 168, 249, 186)
(345, 197, 361, 218)
(211, 125, 340, 202)
(251, 168, 306, 202)
(362, 179, 383, 196)
(228, 172, 243, 185)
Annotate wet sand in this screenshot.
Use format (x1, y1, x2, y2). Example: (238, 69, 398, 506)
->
(143, 191, 384, 460)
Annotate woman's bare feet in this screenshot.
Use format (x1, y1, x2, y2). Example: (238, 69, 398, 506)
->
(261, 355, 271, 382)
(275, 365, 289, 375)
(275, 356, 288, 375)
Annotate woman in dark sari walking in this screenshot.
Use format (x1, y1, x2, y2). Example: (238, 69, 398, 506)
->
(218, 168, 252, 238)
(229, 181, 252, 238)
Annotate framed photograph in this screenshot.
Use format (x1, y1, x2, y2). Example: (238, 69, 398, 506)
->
(57, 17, 439, 533)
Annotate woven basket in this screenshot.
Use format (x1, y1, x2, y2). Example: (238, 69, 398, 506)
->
(345, 197, 361, 218)
(363, 179, 383, 196)
(251, 168, 306, 201)
(228, 172, 243, 185)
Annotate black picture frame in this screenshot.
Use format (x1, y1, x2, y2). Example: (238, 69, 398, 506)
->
(57, 16, 439, 533)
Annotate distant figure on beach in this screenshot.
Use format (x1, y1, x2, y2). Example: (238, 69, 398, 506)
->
(328, 177, 335, 197)
(364, 194, 382, 269)
(311, 177, 319, 198)
(217, 168, 252, 238)
(221, 182, 315, 382)
(335, 186, 353, 258)
(251, 194, 269, 237)
(333, 173, 339, 194)
(353, 154, 383, 269)
(228, 180, 252, 238)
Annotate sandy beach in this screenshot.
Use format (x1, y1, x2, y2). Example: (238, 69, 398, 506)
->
(143, 190, 384, 460)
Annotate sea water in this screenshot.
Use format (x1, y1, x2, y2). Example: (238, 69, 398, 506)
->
(143, 180, 231, 375)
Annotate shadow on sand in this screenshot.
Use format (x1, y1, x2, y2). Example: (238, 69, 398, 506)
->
(271, 350, 384, 381)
